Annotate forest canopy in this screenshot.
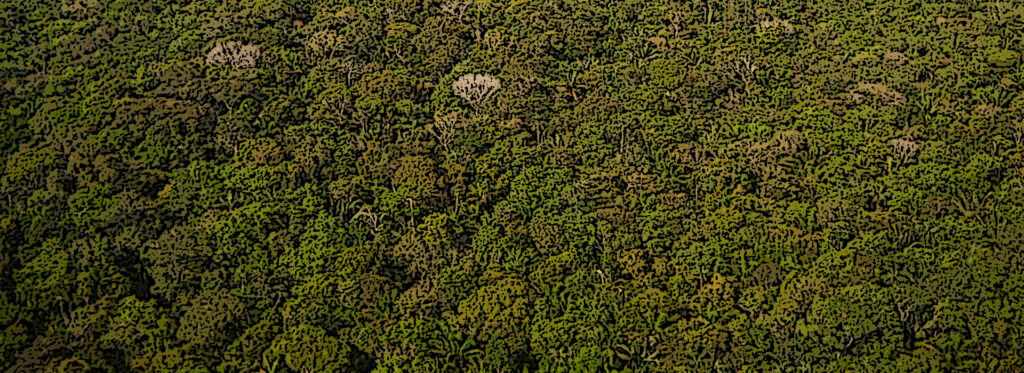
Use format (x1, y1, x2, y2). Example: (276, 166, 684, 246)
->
(2, 0, 1024, 371)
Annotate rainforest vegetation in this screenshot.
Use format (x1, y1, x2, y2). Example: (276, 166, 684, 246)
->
(2, 0, 1024, 371)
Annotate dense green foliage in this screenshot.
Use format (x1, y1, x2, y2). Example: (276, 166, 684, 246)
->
(3, 0, 1024, 371)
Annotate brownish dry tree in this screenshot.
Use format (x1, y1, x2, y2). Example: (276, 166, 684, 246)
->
(453, 73, 500, 109)
(205, 41, 260, 69)
(426, 111, 460, 154)
(758, 18, 795, 34)
(890, 138, 918, 165)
